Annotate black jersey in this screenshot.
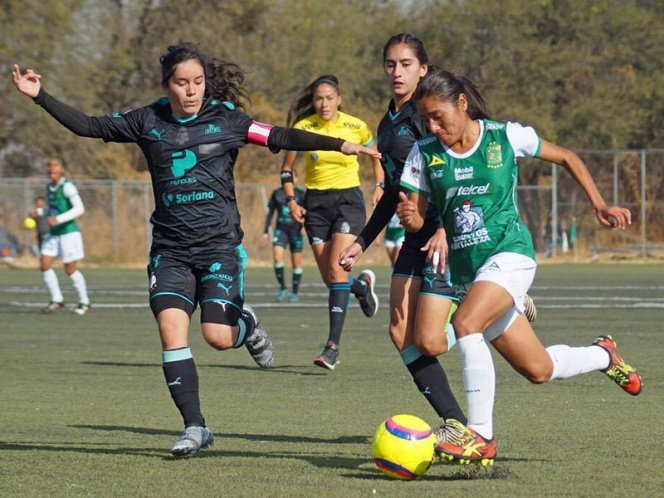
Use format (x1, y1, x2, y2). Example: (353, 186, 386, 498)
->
(264, 186, 305, 233)
(94, 97, 255, 252)
(377, 98, 428, 191)
(356, 98, 439, 250)
(34, 90, 344, 257)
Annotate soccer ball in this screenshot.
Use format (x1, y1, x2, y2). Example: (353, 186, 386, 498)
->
(371, 414, 435, 480)
(23, 217, 37, 229)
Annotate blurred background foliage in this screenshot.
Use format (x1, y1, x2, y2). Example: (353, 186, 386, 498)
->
(1, 0, 663, 183)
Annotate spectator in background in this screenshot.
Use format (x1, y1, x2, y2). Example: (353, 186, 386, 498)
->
(0, 214, 21, 262)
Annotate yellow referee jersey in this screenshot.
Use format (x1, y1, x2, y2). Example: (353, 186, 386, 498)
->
(293, 111, 374, 190)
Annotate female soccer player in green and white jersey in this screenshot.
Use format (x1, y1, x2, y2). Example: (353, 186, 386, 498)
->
(38, 157, 91, 315)
(398, 67, 642, 465)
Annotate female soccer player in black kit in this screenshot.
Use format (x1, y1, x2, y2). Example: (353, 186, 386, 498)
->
(340, 34, 538, 452)
(12, 41, 379, 458)
(339, 34, 469, 448)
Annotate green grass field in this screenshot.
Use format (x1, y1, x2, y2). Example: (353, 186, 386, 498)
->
(1, 264, 663, 497)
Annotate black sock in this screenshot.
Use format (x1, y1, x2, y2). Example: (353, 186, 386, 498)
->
(292, 268, 303, 294)
(162, 351, 205, 427)
(327, 282, 350, 345)
(275, 264, 286, 290)
(349, 275, 366, 298)
(407, 354, 467, 424)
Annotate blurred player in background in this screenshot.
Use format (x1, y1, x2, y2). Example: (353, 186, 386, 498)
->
(13, 42, 379, 457)
(33, 157, 91, 315)
(27, 196, 51, 257)
(262, 172, 306, 302)
(383, 212, 405, 267)
(281, 74, 383, 371)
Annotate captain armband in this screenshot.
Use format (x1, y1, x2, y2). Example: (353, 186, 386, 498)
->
(280, 170, 294, 185)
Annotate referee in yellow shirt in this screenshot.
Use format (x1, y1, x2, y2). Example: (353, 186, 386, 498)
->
(281, 74, 383, 370)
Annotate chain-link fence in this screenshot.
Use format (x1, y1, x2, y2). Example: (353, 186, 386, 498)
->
(2, 149, 663, 265)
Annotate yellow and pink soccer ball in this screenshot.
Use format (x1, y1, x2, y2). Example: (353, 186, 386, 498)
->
(371, 414, 435, 480)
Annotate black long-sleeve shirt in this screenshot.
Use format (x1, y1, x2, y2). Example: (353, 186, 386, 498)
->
(34, 90, 344, 256)
(355, 98, 440, 251)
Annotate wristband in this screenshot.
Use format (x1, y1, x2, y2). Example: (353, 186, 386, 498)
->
(280, 170, 294, 185)
(285, 196, 296, 203)
(375, 182, 385, 189)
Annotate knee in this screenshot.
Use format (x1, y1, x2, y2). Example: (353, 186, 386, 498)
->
(521, 364, 553, 384)
(204, 333, 234, 351)
(414, 335, 447, 356)
(199, 321, 235, 350)
(451, 312, 476, 336)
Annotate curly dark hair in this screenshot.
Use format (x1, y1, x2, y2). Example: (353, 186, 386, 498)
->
(159, 41, 249, 111)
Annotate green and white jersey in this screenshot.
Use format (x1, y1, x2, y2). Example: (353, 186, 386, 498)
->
(400, 119, 540, 284)
(48, 178, 80, 236)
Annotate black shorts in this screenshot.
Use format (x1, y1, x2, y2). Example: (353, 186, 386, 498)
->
(303, 187, 366, 245)
(147, 245, 247, 325)
(392, 220, 457, 300)
(273, 224, 304, 253)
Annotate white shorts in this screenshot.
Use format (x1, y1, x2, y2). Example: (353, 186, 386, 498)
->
(41, 231, 85, 263)
(384, 236, 404, 249)
(453, 252, 537, 341)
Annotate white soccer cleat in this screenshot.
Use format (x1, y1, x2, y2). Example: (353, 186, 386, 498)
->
(171, 426, 214, 458)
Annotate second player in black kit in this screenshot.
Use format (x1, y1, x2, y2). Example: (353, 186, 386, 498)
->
(12, 41, 380, 458)
(263, 184, 306, 301)
(339, 34, 470, 450)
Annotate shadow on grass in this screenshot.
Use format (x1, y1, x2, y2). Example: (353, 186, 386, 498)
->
(72, 425, 369, 445)
(344, 465, 515, 481)
(0, 438, 372, 469)
(81, 361, 328, 376)
(2, 429, 534, 478)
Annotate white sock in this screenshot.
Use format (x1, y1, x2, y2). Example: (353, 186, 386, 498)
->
(546, 344, 610, 380)
(458, 333, 495, 440)
(445, 323, 457, 351)
(69, 270, 90, 305)
(43, 269, 64, 303)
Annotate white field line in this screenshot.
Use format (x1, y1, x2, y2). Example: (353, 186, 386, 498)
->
(5, 283, 664, 309)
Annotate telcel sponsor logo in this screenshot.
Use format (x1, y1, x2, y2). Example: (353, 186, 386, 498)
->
(446, 183, 491, 199)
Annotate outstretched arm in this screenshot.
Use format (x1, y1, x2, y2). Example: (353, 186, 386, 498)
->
(13, 65, 114, 138)
(266, 126, 381, 160)
(539, 141, 631, 229)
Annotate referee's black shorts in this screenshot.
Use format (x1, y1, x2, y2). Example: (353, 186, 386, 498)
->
(303, 187, 365, 245)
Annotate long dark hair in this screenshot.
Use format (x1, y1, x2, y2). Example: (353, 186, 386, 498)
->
(415, 66, 490, 120)
(286, 74, 340, 127)
(159, 41, 249, 111)
(382, 32, 429, 66)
